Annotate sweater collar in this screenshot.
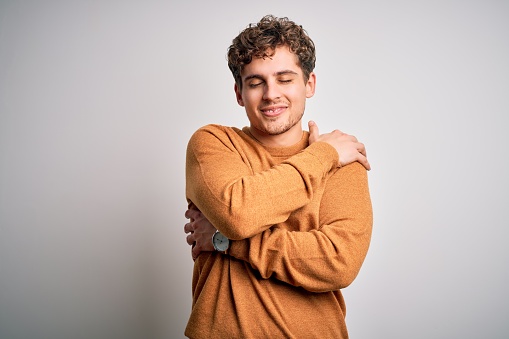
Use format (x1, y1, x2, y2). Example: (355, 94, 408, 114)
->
(242, 127, 310, 157)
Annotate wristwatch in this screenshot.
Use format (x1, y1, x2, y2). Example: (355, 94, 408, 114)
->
(212, 230, 229, 252)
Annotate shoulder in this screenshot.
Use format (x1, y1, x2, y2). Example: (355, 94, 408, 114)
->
(187, 124, 246, 152)
(327, 161, 369, 190)
(190, 124, 242, 139)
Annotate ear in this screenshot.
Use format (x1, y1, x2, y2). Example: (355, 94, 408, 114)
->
(305, 72, 316, 98)
(234, 83, 244, 106)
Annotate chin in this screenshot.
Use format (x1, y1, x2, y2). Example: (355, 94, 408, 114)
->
(266, 117, 302, 136)
(264, 124, 291, 135)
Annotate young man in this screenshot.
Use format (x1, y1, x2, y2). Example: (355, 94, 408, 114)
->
(184, 15, 373, 338)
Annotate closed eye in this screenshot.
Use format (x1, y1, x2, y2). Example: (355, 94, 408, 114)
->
(248, 82, 263, 88)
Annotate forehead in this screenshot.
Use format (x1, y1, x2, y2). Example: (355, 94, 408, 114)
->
(241, 46, 302, 78)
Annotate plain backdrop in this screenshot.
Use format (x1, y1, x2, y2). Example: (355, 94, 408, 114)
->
(1, 1, 508, 338)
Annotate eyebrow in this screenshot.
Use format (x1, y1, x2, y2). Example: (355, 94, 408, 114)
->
(243, 70, 299, 82)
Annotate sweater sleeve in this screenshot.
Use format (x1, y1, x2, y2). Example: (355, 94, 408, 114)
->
(227, 162, 373, 293)
(186, 125, 339, 240)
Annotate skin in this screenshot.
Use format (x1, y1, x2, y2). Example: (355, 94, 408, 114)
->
(234, 46, 316, 147)
(185, 45, 370, 260)
(185, 203, 214, 259)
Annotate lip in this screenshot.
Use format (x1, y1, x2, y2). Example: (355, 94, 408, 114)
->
(260, 105, 287, 117)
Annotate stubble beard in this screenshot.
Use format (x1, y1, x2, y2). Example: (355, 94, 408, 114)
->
(261, 110, 304, 136)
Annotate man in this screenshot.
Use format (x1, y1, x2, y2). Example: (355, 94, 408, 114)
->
(184, 15, 373, 338)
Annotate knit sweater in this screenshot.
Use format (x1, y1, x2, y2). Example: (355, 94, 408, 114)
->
(185, 124, 373, 338)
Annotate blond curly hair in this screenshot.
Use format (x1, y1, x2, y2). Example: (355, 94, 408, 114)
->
(227, 15, 316, 88)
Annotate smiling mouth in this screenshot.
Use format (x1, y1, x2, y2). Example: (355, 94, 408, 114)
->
(260, 106, 287, 117)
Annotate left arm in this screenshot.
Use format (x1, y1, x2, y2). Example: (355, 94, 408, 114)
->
(185, 162, 373, 292)
(229, 162, 372, 292)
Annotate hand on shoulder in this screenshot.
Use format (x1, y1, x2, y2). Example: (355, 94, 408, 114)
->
(308, 121, 371, 171)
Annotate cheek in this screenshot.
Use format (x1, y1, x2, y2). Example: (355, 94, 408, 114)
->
(242, 91, 260, 108)
(289, 88, 308, 104)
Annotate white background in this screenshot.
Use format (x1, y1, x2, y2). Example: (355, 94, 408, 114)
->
(1, 1, 508, 338)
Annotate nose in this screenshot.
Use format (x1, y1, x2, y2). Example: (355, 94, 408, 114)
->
(262, 80, 281, 101)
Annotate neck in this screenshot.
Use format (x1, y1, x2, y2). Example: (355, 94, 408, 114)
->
(249, 124, 303, 147)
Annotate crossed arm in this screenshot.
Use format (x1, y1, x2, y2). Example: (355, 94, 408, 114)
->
(184, 121, 372, 291)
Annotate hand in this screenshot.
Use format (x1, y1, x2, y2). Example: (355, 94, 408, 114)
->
(308, 120, 370, 170)
(184, 203, 217, 260)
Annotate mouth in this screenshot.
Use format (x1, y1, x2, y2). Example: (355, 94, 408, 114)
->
(260, 105, 287, 117)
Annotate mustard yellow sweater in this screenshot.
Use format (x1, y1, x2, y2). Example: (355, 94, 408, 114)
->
(185, 124, 372, 338)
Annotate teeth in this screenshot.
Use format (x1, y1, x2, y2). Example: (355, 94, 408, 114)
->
(262, 107, 285, 113)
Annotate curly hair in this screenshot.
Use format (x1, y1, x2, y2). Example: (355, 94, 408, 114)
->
(227, 15, 316, 88)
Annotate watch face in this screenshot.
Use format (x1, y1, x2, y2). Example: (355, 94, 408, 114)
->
(213, 231, 229, 251)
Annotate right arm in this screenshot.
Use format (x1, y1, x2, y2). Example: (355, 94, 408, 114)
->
(186, 124, 339, 240)
(184, 162, 372, 292)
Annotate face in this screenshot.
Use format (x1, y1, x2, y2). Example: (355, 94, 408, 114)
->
(234, 46, 316, 146)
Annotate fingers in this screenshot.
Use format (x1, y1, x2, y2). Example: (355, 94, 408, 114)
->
(353, 148, 371, 171)
(357, 142, 366, 157)
(185, 208, 201, 220)
(184, 222, 193, 234)
(308, 120, 318, 133)
(355, 142, 370, 170)
(192, 245, 200, 261)
(186, 232, 195, 245)
(308, 120, 319, 143)
(359, 156, 371, 171)
(185, 224, 200, 260)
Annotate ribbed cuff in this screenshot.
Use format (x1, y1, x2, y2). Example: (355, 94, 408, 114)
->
(227, 239, 249, 262)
